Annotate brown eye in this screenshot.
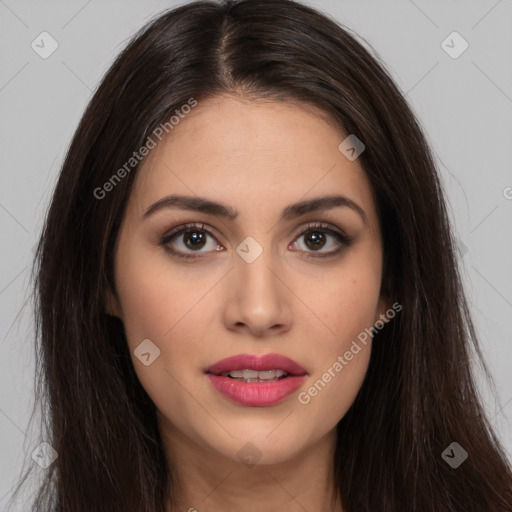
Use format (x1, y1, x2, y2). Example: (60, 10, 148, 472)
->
(290, 223, 354, 258)
(160, 223, 224, 259)
(304, 231, 326, 250)
(183, 230, 207, 250)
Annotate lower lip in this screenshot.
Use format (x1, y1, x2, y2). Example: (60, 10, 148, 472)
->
(206, 374, 307, 407)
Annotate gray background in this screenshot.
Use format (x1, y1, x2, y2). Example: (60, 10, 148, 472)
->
(1, 0, 511, 508)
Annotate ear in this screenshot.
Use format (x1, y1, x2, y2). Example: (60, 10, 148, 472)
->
(105, 286, 122, 318)
(375, 294, 392, 324)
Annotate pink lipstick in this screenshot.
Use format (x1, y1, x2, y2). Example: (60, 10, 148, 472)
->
(205, 353, 307, 407)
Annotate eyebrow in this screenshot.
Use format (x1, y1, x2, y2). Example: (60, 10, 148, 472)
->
(143, 194, 368, 225)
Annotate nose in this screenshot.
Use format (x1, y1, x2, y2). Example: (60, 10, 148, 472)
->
(222, 240, 293, 338)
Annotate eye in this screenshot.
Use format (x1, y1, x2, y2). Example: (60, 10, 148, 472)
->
(160, 223, 223, 259)
(289, 222, 354, 258)
(160, 222, 354, 260)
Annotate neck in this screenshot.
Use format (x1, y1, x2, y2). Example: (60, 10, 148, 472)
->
(159, 417, 343, 512)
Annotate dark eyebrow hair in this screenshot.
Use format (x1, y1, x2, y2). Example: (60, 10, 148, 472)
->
(143, 194, 368, 224)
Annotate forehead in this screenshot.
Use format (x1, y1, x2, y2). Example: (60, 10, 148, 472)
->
(128, 95, 378, 228)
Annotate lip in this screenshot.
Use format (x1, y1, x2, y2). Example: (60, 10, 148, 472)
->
(206, 353, 307, 376)
(205, 353, 307, 407)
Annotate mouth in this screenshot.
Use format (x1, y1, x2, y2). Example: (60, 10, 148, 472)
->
(205, 353, 307, 407)
(218, 368, 290, 383)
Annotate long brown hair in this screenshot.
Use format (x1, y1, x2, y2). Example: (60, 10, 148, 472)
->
(10, 0, 512, 510)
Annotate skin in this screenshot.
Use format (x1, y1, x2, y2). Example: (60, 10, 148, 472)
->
(107, 94, 389, 512)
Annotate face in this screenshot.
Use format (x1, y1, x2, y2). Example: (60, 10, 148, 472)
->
(109, 95, 388, 466)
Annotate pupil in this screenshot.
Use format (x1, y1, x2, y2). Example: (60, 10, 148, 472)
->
(185, 231, 206, 249)
(306, 231, 325, 250)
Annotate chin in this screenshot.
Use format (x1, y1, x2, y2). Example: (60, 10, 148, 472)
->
(204, 423, 320, 467)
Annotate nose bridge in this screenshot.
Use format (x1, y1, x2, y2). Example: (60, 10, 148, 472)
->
(234, 234, 280, 301)
(224, 234, 291, 334)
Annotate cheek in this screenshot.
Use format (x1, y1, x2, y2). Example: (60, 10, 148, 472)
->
(301, 257, 382, 351)
(113, 250, 204, 417)
(115, 239, 214, 347)
(292, 256, 381, 419)
(295, 278, 375, 426)
(297, 349, 370, 431)
(114, 241, 220, 399)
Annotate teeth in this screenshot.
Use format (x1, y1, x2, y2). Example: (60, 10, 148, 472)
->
(242, 369, 260, 379)
(258, 369, 286, 380)
(220, 369, 289, 381)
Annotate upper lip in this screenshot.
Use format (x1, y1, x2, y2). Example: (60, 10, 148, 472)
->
(206, 353, 307, 376)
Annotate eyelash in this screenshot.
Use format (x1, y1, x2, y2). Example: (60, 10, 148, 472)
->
(160, 222, 354, 260)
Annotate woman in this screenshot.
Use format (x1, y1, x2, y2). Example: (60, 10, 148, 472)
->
(12, 0, 512, 510)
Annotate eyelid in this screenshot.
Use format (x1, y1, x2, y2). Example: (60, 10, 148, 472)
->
(162, 222, 221, 243)
(293, 221, 351, 242)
